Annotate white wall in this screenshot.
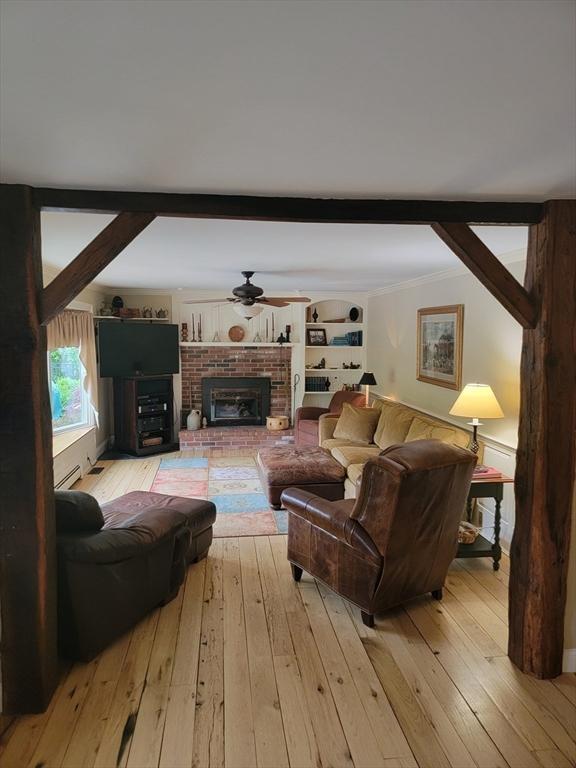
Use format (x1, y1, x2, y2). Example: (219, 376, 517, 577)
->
(367, 260, 525, 448)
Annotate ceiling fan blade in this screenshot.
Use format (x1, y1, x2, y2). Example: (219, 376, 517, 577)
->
(259, 296, 311, 304)
(182, 298, 235, 304)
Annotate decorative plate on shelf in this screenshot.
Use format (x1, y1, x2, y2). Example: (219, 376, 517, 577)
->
(228, 325, 245, 342)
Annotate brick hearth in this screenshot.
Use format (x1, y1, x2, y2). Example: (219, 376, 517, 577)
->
(180, 345, 292, 425)
(179, 425, 294, 450)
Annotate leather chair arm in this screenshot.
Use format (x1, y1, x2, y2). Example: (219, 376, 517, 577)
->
(295, 406, 329, 422)
(282, 488, 353, 537)
(281, 488, 381, 563)
(57, 508, 189, 564)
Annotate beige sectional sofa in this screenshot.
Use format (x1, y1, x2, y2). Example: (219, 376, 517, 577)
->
(319, 397, 479, 498)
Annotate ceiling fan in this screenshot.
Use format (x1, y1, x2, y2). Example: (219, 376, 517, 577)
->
(183, 271, 311, 318)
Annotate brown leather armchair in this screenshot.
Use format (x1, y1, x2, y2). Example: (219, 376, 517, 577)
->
(282, 439, 476, 626)
(295, 390, 365, 447)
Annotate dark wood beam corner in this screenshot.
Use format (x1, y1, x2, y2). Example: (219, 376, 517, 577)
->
(41, 211, 156, 325)
(431, 222, 538, 329)
(32, 186, 545, 225)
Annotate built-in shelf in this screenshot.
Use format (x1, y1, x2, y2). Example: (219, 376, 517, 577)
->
(94, 315, 170, 322)
(180, 341, 293, 347)
(305, 345, 363, 349)
(304, 391, 333, 395)
(306, 322, 364, 327)
(306, 368, 364, 373)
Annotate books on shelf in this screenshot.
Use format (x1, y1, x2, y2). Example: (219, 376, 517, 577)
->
(305, 376, 330, 392)
(473, 464, 503, 479)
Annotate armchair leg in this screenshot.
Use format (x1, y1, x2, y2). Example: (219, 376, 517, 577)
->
(290, 564, 303, 582)
(431, 588, 443, 600)
(361, 611, 375, 628)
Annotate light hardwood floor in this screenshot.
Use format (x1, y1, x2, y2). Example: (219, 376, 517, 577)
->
(1, 453, 575, 768)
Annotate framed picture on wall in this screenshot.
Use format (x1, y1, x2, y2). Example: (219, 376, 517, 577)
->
(417, 305, 464, 390)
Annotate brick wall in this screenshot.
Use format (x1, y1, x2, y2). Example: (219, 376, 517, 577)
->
(180, 346, 292, 425)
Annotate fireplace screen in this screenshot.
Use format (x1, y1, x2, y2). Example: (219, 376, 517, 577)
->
(202, 377, 271, 426)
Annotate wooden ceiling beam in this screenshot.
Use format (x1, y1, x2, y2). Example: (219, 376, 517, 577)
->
(431, 221, 537, 329)
(33, 187, 543, 225)
(41, 211, 156, 325)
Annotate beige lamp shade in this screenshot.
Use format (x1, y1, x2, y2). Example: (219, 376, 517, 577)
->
(449, 383, 504, 419)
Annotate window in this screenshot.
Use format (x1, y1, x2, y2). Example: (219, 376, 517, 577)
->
(48, 346, 90, 431)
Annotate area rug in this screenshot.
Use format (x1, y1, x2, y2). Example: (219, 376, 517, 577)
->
(150, 456, 287, 537)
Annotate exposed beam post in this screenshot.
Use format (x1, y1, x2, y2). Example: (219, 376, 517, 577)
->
(509, 199, 576, 678)
(431, 222, 537, 329)
(41, 211, 156, 325)
(0, 185, 58, 712)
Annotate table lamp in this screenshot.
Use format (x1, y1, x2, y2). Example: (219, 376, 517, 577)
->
(358, 372, 377, 407)
(449, 383, 504, 453)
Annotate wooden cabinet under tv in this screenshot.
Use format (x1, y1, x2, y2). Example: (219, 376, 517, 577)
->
(113, 375, 178, 456)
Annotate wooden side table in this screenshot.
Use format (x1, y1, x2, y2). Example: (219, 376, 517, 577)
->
(456, 475, 514, 570)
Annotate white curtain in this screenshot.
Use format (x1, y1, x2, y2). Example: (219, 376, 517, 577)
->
(47, 309, 99, 426)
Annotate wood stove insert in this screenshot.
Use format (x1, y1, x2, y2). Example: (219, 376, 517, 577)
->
(201, 376, 271, 426)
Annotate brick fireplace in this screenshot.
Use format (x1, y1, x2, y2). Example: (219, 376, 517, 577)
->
(180, 345, 292, 425)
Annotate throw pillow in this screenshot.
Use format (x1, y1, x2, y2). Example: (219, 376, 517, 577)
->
(373, 402, 415, 449)
(404, 416, 460, 445)
(333, 404, 381, 445)
(54, 490, 105, 533)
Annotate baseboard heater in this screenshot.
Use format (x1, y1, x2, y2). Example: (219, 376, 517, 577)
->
(54, 464, 82, 490)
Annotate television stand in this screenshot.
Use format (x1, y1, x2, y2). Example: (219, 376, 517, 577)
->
(113, 375, 178, 456)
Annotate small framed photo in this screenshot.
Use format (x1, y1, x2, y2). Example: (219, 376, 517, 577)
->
(306, 328, 327, 346)
(417, 305, 464, 390)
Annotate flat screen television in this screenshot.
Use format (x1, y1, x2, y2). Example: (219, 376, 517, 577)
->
(98, 322, 180, 377)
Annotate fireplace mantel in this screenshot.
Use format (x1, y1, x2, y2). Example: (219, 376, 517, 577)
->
(180, 342, 293, 348)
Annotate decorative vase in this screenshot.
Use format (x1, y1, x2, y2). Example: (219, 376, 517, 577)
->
(312, 308, 319, 323)
(186, 409, 202, 431)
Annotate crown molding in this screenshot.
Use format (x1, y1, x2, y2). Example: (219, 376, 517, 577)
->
(368, 248, 526, 297)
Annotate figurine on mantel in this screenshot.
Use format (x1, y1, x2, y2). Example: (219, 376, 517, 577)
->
(181, 323, 189, 342)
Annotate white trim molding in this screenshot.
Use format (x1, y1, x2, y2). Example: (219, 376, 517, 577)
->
(563, 648, 576, 673)
(368, 248, 526, 298)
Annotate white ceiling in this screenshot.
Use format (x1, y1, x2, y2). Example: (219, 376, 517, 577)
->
(3, 1, 567, 291)
(41, 213, 527, 291)
(1, 0, 574, 200)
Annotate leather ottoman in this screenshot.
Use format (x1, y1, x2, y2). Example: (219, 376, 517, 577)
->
(101, 491, 216, 563)
(257, 447, 346, 509)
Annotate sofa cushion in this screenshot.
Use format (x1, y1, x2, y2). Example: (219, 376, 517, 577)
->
(322, 437, 368, 450)
(373, 401, 415, 449)
(331, 445, 381, 468)
(333, 404, 381, 445)
(405, 415, 469, 448)
(55, 490, 105, 533)
(347, 463, 365, 486)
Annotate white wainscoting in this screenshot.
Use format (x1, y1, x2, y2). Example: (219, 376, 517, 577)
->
(53, 427, 97, 489)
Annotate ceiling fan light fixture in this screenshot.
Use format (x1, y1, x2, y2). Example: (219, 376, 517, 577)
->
(233, 303, 264, 320)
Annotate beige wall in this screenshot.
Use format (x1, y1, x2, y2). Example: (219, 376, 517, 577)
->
(367, 260, 525, 448)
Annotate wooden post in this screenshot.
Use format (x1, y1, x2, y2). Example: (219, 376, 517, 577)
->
(0, 185, 58, 712)
(509, 199, 576, 678)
